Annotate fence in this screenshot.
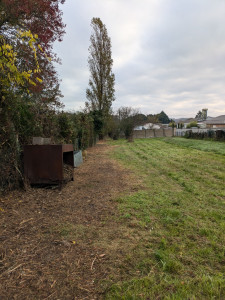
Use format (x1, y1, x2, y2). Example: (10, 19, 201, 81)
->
(133, 128, 173, 139)
(133, 128, 225, 140)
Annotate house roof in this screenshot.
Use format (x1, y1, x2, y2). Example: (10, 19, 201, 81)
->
(206, 115, 225, 124)
(173, 118, 188, 123)
(134, 123, 161, 130)
(174, 116, 213, 123)
(183, 118, 197, 123)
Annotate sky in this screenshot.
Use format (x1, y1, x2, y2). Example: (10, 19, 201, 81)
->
(53, 0, 225, 118)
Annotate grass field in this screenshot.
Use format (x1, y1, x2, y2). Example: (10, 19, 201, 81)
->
(105, 138, 225, 299)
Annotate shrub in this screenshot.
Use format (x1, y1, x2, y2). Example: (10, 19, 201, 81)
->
(184, 129, 225, 141)
(186, 121, 199, 128)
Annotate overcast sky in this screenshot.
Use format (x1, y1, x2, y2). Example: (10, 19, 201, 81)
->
(54, 0, 225, 118)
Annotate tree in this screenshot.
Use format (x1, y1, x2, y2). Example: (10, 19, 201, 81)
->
(169, 121, 176, 128)
(0, 0, 66, 191)
(117, 106, 140, 141)
(0, 0, 66, 142)
(133, 113, 148, 125)
(195, 108, 208, 121)
(0, 31, 42, 97)
(186, 121, 199, 128)
(0, 0, 65, 54)
(195, 110, 202, 120)
(147, 114, 159, 124)
(86, 17, 115, 138)
(158, 111, 170, 124)
(0, 0, 65, 104)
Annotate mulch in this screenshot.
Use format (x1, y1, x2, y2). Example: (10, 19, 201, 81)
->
(0, 141, 135, 300)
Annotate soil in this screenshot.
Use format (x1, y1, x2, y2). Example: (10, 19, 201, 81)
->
(0, 141, 138, 300)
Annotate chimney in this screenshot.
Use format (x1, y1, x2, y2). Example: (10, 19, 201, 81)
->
(202, 108, 208, 120)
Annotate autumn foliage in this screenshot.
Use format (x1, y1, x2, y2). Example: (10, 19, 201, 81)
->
(0, 0, 66, 191)
(0, 0, 65, 51)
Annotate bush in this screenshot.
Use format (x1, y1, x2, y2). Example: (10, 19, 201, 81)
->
(216, 130, 225, 141)
(186, 121, 199, 128)
(184, 129, 225, 141)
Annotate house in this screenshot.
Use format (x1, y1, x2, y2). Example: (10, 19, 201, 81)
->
(176, 117, 212, 129)
(175, 118, 197, 129)
(206, 115, 225, 129)
(134, 123, 161, 130)
(197, 117, 214, 128)
(175, 109, 212, 128)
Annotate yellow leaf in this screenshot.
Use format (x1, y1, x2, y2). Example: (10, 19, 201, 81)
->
(38, 44, 43, 52)
(36, 77, 43, 83)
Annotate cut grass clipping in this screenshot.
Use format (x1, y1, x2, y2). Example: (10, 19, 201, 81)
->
(105, 138, 225, 299)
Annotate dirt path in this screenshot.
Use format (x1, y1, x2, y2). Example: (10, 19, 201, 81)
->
(0, 142, 136, 299)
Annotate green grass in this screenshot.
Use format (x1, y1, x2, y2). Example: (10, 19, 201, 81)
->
(105, 138, 225, 299)
(164, 137, 225, 155)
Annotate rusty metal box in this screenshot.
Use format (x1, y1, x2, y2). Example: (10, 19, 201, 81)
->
(24, 144, 74, 185)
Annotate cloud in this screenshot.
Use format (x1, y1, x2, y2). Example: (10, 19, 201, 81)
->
(53, 0, 225, 117)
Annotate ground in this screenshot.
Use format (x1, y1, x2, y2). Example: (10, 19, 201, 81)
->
(1, 138, 224, 299)
(0, 141, 138, 300)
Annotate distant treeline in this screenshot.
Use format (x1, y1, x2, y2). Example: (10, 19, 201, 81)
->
(128, 110, 172, 125)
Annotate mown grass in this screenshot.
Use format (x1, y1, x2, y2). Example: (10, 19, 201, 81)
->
(105, 138, 225, 299)
(164, 137, 225, 155)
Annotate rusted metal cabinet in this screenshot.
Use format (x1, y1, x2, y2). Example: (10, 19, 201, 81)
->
(24, 144, 74, 185)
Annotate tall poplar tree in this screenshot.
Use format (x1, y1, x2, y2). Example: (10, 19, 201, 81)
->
(86, 17, 115, 137)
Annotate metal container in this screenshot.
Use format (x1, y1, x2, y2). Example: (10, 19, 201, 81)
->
(32, 137, 44, 145)
(24, 144, 74, 185)
(74, 150, 83, 168)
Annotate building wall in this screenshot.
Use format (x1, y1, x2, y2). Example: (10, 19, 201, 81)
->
(207, 124, 225, 129)
(133, 130, 146, 139)
(133, 128, 173, 139)
(145, 129, 155, 138)
(164, 128, 173, 137)
(155, 129, 164, 137)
